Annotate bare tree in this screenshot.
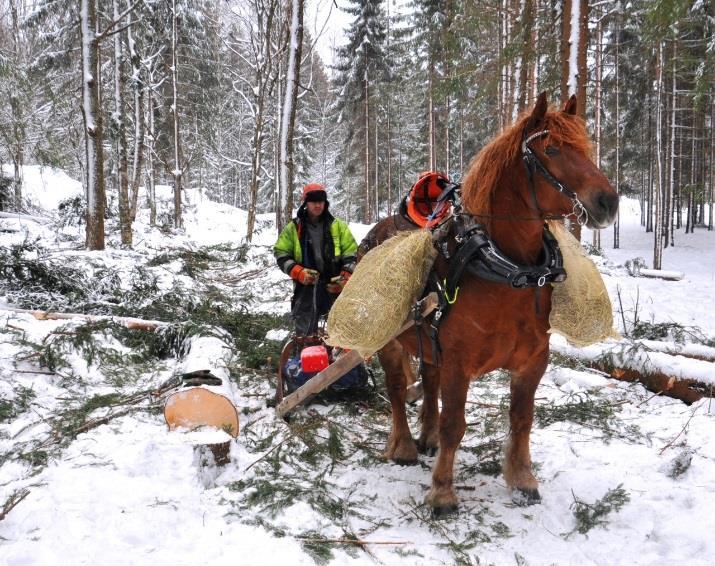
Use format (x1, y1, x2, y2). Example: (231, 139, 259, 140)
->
(277, 0, 303, 233)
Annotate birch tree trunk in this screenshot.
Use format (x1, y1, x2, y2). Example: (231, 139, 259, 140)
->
(81, 0, 106, 251)
(277, 0, 303, 233)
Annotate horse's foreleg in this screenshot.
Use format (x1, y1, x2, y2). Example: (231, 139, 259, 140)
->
(416, 363, 440, 456)
(427, 366, 469, 515)
(503, 353, 548, 503)
(379, 339, 418, 464)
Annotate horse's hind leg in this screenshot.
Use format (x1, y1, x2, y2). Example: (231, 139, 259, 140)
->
(379, 339, 418, 464)
(416, 362, 440, 456)
(503, 352, 548, 503)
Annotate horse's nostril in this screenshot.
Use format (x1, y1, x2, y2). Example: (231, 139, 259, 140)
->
(597, 191, 619, 216)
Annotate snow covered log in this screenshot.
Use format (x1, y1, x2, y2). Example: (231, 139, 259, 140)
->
(0, 211, 51, 223)
(551, 340, 715, 404)
(637, 268, 684, 281)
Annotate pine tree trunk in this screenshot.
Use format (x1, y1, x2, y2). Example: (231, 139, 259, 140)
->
(171, 0, 183, 230)
(666, 38, 677, 248)
(592, 14, 602, 251)
(147, 89, 157, 227)
(653, 42, 665, 270)
(127, 17, 145, 223)
(517, 0, 534, 113)
(81, 0, 106, 251)
(613, 11, 620, 249)
(559, 0, 572, 104)
(8, 1, 23, 208)
(364, 70, 370, 224)
(113, 0, 132, 247)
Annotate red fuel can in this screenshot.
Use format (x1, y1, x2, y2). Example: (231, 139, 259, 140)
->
(300, 345, 330, 373)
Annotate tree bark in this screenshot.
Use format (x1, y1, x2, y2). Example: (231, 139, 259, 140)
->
(113, 0, 132, 247)
(127, 13, 145, 223)
(653, 42, 665, 270)
(277, 0, 303, 234)
(81, 0, 106, 251)
(170, 0, 183, 229)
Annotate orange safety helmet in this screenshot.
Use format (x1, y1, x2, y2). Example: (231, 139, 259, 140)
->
(403, 171, 451, 228)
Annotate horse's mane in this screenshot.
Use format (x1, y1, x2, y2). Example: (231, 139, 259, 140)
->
(461, 108, 593, 216)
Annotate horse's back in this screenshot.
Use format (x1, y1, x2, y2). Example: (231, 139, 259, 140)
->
(357, 214, 417, 260)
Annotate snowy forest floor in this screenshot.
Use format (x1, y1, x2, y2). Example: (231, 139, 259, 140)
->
(1, 174, 715, 565)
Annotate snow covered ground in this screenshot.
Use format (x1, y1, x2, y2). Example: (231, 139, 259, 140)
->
(1, 167, 714, 565)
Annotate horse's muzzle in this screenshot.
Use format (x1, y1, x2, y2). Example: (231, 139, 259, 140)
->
(585, 190, 619, 229)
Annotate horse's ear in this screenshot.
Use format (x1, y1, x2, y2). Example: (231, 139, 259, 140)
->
(526, 91, 549, 131)
(563, 94, 578, 116)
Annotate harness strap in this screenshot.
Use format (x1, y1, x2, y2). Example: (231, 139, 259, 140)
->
(412, 302, 425, 378)
(443, 218, 567, 301)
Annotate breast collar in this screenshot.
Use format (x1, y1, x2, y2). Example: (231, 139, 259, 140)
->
(438, 214, 567, 302)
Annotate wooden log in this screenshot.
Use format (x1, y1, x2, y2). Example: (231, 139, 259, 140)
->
(637, 268, 684, 281)
(0, 307, 168, 330)
(551, 341, 715, 404)
(0, 211, 50, 223)
(276, 292, 439, 418)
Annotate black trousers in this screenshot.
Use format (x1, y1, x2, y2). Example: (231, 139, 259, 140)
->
(291, 282, 336, 336)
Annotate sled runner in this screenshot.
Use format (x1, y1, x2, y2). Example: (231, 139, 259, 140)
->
(276, 292, 438, 418)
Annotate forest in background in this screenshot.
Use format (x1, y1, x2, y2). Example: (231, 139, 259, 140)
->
(0, 0, 712, 266)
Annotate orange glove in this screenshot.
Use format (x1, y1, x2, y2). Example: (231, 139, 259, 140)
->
(289, 264, 319, 285)
(327, 270, 352, 294)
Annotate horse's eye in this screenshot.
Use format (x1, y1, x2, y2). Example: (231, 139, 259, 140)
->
(544, 145, 559, 156)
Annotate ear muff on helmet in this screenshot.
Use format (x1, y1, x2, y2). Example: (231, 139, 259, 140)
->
(404, 171, 450, 227)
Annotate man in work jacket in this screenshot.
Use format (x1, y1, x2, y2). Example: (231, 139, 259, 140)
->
(274, 183, 358, 336)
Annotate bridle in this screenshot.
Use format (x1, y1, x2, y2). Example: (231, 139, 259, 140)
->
(521, 129, 589, 226)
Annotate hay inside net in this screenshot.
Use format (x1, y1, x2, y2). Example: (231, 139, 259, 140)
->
(327, 230, 437, 357)
(547, 220, 619, 346)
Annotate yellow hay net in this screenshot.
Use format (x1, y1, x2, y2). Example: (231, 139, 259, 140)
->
(547, 220, 619, 346)
(327, 230, 437, 357)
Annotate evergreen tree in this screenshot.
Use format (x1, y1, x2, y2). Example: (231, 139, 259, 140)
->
(333, 0, 390, 223)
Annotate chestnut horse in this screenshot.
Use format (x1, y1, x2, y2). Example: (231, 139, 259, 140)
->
(360, 93, 618, 515)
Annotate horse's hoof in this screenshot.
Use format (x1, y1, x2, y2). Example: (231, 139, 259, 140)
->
(513, 487, 541, 506)
(430, 503, 458, 519)
(416, 439, 438, 457)
(391, 456, 419, 466)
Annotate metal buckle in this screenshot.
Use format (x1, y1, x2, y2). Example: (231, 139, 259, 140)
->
(537, 275, 547, 287)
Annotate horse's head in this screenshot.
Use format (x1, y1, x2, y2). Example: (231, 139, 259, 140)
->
(520, 92, 619, 229)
